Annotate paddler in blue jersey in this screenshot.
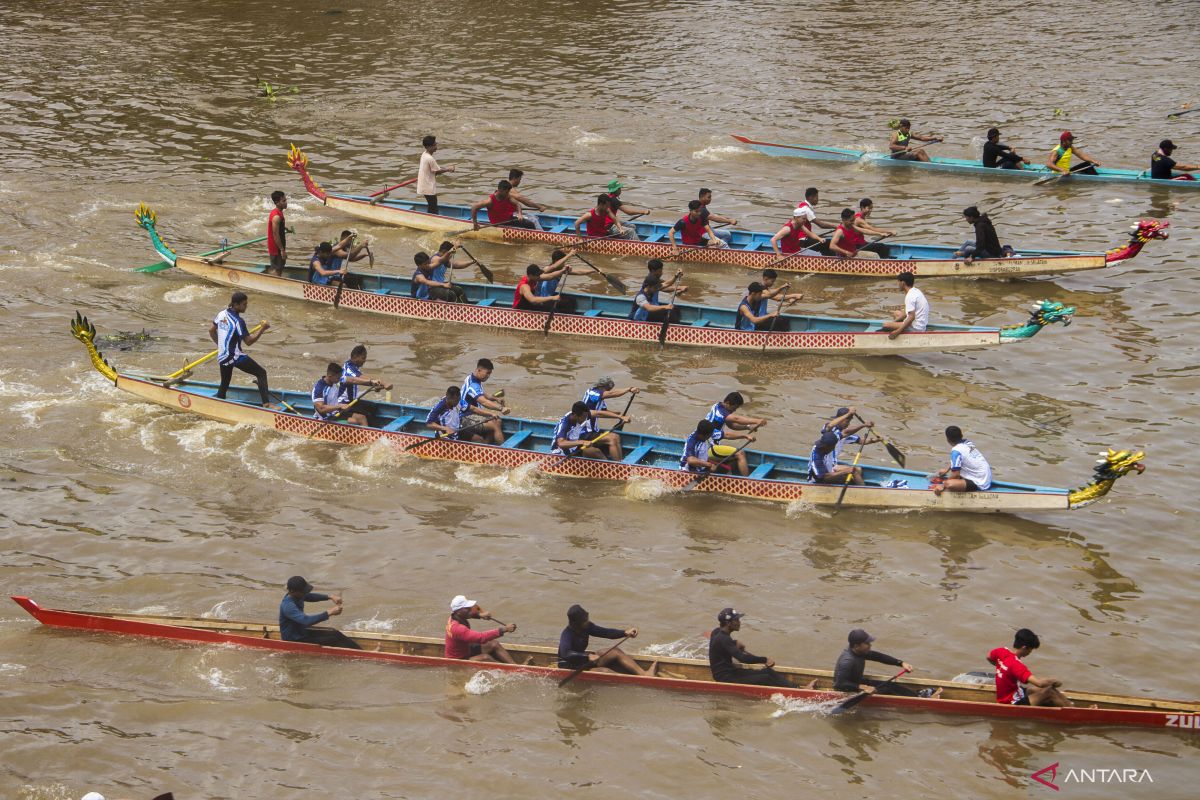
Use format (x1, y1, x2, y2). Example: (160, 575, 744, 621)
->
(1046, 131, 1100, 176)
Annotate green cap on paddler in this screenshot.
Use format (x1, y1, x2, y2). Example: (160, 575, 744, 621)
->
(607, 179, 625, 193)
(287, 576, 312, 593)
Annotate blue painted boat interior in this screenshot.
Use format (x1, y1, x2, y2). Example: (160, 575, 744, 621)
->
(329, 194, 1101, 258)
(158, 379, 1067, 496)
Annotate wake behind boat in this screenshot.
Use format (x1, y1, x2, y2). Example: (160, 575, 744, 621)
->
(71, 313, 1145, 513)
(135, 206, 1077, 356)
(287, 146, 1168, 279)
(13, 596, 1198, 732)
(731, 134, 1200, 190)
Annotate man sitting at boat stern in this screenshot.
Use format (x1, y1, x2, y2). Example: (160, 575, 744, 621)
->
(280, 576, 361, 649)
(833, 628, 939, 698)
(930, 425, 992, 494)
(880, 271, 929, 339)
(558, 604, 658, 677)
(988, 628, 1073, 707)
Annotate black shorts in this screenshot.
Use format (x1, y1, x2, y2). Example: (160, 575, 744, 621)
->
(269, 253, 286, 272)
(469, 643, 482, 658)
(1013, 694, 1030, 706)
(963, 479, 980, 492)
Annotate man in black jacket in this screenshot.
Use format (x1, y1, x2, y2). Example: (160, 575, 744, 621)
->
(708, 608, 793, 688)
(956, 206, 1014, 263)
(832, 629, 939, 697)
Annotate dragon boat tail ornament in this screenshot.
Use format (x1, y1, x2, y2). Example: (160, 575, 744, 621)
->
(287, 144, 327, 201)
(70, 312, 118, 384)
(998, 300, 1075, 341)
(1067, 448, 1146, 509)
(1104, 219, 1169, 264)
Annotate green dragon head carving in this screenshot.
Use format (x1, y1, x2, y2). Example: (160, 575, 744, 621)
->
(1068, 448, 1146, 509)
(999, 299, 1076, 341)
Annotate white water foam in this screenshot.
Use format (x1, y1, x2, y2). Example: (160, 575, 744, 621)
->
(569, 126, 633, 148)
(344, 614, 401, 633)
(201, 666, 237, 693)
(770, 692, 843, 718)
(1105, 197, 1124, 204)
(643, 637, 707, 660)
(131, 605, 171, 615)
(202, 600, 236, 620)
(163, 285, 219, 304)
(785, 499, 821, 518)
(455, 461, 545, 496)
(692, 144, 744, 161)
(464, 669, 526, 695)
(0, 663, 27, 676)
(335, 438, 403, 476)
(623, 476, 675, 502)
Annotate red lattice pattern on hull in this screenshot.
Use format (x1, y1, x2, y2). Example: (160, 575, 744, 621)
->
(302, 284, 861, 350)
(269, 413, 804, 502)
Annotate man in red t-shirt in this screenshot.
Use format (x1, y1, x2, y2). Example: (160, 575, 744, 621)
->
(444, 595, 518, 663)
(266, 190, 288, 276)
(987, 628, 1072, 706)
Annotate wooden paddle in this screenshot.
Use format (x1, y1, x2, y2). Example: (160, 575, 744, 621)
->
(759, 288, 794, 353)
(266, 391, 300, 415)
(542, 394, 636, 471)
(683, 424, 759, 491)
(832, 431, 869, 513)
(830, 667, 911, 714)
(369, 176, 418, 198)
(1033, 161, 1094, 186)
(656, 273, 683, 349)
(403, 413, 497, 451)
(136, 233, 277, 273)
(147, 323, 267, 384)
(570, 251, 627, 294)
(558, 636, 630, 687)
(455, 244, 494, 283)
(1167, 106, 1199, 120)
(854, 413, 905, 468)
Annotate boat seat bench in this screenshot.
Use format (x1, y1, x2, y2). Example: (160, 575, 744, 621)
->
(748, 462, 775, 479)
(382, 414, 416, 432)
(622, 444, 654, 464)
(502, 430, 533, 449)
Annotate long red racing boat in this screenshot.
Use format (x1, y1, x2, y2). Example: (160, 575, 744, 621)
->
(287, 145, 1170, 279)
(14, 597, 1199, 731)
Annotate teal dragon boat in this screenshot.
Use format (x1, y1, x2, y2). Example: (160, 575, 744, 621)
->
(731, 135, 1200, 190)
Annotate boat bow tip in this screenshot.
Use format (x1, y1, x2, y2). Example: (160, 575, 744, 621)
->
(1068, 448, 1146, 509)
(11, 596, 40, 615)
(135, 203, 177, 264)
(71, 312, 119, 384)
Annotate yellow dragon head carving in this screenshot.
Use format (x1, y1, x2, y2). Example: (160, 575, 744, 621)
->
(1068, 448, 1146, 509)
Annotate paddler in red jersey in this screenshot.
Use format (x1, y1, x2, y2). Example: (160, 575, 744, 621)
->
(573, 194, 628, 239)
(470, 179, 536, 231)
(827, 208, 870, 258)
(669, 200, 726, 254)
(988, 628, 1073, 707)
(444, 595, 520, 664)
(770, 206, 823, 258)
(266, 190, 287, 276)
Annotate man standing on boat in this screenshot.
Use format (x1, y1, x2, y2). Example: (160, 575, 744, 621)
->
(889, 119, 941, 162)
(605, 179, 649, 238)
(988, 628, 1073, 707)
(955, 207, 1014, 263)
(280, 576, 361, 650)
(708, 608, 792, 688)
(445, 595, 518, 664)
(460, 358, 507, 445)
(552, 401, 624, 460)
(418, 135, 455, 215)
(471, 180, 536, 231)
(982, 127, 1029, 170)
(312, 361, 367, 426)
(341, 345, 391, 425)
(1150, 140, 1199, 181)
(880, 272, 929, 338)
(558, 604, 658, 677)
(266, 190, 287, 276)
(833, 629, 935, 698)
(669, 200, 727, 252)
(507, 169, 548, 229)
(1046, 131, 1100, 176)
(930, 425, 992, 494)
(209, 291, 274, 408)
(697, 188, 736, 245)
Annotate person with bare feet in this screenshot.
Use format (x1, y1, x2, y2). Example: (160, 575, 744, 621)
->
(929, 425, 992, 494)
(833, 628, 940, 698)
(444, 595, 520, 664)
(557, 604, 658, 677)
(988, 628, 1074, 707)
(708, 608, 794, 688)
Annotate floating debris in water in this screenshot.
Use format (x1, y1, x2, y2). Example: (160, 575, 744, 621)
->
(256, 80, 300, 101)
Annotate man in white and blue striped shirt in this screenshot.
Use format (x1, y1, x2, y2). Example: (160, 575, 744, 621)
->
(208, 292, 274, 407)
(931, 426, 993, 493)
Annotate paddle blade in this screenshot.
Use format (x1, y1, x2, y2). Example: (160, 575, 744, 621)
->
(885, 442, 906, 468)
(830, 690, 870, 715)
(135, 260, 174, 273)
(476, 262, 495, 283)
(605, 272, 628, 293)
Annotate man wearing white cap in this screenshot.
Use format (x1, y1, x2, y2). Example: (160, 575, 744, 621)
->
(445, 595, 518, 663)
(81, 793, 106, 800)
